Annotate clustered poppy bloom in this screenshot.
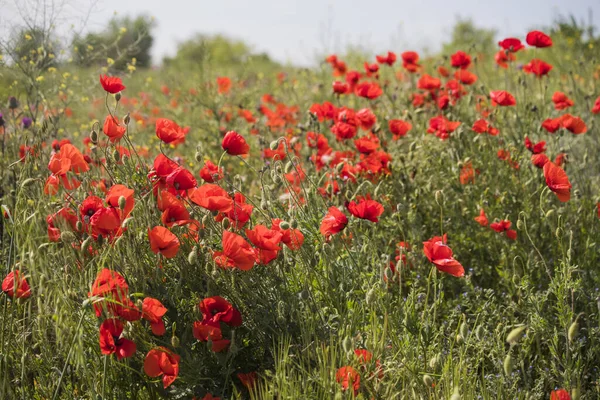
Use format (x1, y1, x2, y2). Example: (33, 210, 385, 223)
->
(2, 270, 31, 299)
(144, 347, 180, 388)
(550, 389, 571, 400)
(474, 209, 488, 226)
(423, 234, 465, 277)
(193, 296, 242, 353)
(490, 220, 517, 240)
(490, 90, 516, 107)
(336, 366, 360, 395)
(99, 75, 126, 94)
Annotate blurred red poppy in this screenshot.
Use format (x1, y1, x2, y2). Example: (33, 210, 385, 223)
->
(336, 366, 360, 395)
(450, 51, 471, 69)
(144, 347, 180, 388)
(347, 195, 384, 222)
(222, 131, 250, 156)
(99, 318, 136, 360)
(320, 206, 348, 238)
(544, 161, 571, 202)
(100, 75, 125, 94)
(2, 270, 31, 299)
(156, 118, 186, 144)
(423, 234, 465, 277)
(474, 209, 488, 226)
(490, 220, 517, 240)
(142, 297, 167, 336)
(212, 230, 256, 271)
(526, 31, 552, 48)
(490, 90, 516, 106)
(148, 226, 180, 258)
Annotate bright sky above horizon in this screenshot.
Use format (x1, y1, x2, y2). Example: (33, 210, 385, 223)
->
(3, 0, 600, 66)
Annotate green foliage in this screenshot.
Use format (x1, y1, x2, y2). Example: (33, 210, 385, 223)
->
(442, 18, 497, 55)
(72, 15, 155, 70)
(8, 27, 59, 70)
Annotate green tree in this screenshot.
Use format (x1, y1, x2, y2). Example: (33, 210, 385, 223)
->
(442, 18, 497, 55)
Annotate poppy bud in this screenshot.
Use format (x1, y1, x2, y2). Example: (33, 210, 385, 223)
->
(60, 231, 76, 244)
(188, 248, 198, 265)
(506, 325, 526, 346)
(429, 354, 440, 370)
(269, 140, 279, 150)
(365, 287, 375, 305)
(299, 288, 310, 300)
(136, 299, 143, 309)
(503, 353, 514, 375)
(90, 129, 98, 144)
(261, 200, 269, 210)
(211, 210, 219, 217)
(342, 336, 353, 354)
(123, 113, 130, 125)
(516, 219, 524, 230)
(113, 149, 121, 163)
(568, 317, 580, 343)
(81, 236, 93, 253)
(202, 215, 210, 225)
(422, 374, 434, 387)
(456, 334, 464, 344)
(75, 221, 83, 231)
(194, 151, 202, 162)
(222, 217, 230, 230)
(171, 335, 180, 348)
(475, 325, 484, 341)
(118, 196, 127, 210)
(284, 161, 294, 174)
(279, 221, 290, 230)
(555, 227, 563, 238)
(97, 234, 104, 246)
(290, 219, 298, 229)
(572, 387, 580, 400)
(115, 92, 122, 102)
(434, 190, 444, 206)
(460, 319, 468, 339)
(384, 267, 394, 282)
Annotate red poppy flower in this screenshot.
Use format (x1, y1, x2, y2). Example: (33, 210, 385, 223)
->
(498, 38, 524, 52)
(217, 76, 231, 94)
(555, 153, 567, 167)
(319, 206, 348, 238)
(103, 115, 126, 143)
(192, 320, 231, 352)
(166, 167, 197, 191)
(354, 133, 380, 155)
(246, 225, 283, 265)
(363, 61, 379, 77)
(542, 118, 562, 133)
(450, 50, 471, 69)
(356, 108, 376, 130)
(427, 116, 461, 140)
(199, 160, 224, 183)
(99, 318, 136, 360)
(199, 296, 242, 327)
(543, 161, 571, 202)
(552, 92, 574, 110)
(212, 230, 256, 271)
(526, 30, 552, 48)
(495, 50, 515, 68)
(474, 209, 488, 226)
(401, 51, 420, 72)
(423, 234, 465, 277)
(88, 207, 121, 240)
(376, 51, 396, 66)
(525, 137, 546, 154)
(332, 81, 349, 95)
(222, 131, 250, 156)
(560, 114, 587, 134)
(190, 184, 233, 212)
(237, 372, 258, 391)
(2, 270, 31, 299)
(490, 220, 517, 240)
(452, 70, 476, 86)
(471, 119, 499, 136)
(106, 184, 135, 219)
(354, 82, 383, 99)
(144, 347, 180, 388)
(523, 59, 553, 77)
(417, 74, 441, 91)
(336, 366, 360, 395)
(388, 119, 412, 140)
(156, 118, 185, 144)
(347, 195, 384, 222)
(46, 207, 78, 242)
(550, 389, 571, 400)
(592, 96, 600, 114)
(148, 226, 180, 258)
(532, 153, 550, 168)
(490, 90, 516, 106)
(142, 297, 168, 336)
(459, 161, 476, 185)
(99, 75, 126, 94)
(271, 219, 304, 250)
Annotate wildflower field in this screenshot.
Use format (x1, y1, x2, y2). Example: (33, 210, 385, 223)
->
(0, 13, 600, 400)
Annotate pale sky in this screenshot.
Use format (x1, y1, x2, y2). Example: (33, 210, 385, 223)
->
(3, 0, 600, 66)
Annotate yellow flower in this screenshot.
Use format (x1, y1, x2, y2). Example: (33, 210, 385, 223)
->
(25, 34, 32, 41)
(87, 44, 94, 51)
(127, 64, 136, 72)
(48, 67, 57, 73)
(107, 57, 115, 65)
(120, 27, 127, 34)
(36, 76, 45, 82)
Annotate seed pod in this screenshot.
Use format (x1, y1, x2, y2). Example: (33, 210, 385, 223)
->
(279, 221, 290, 230)
(503, 353, 514, 375)
(90, 129, 98, 143)
(194, 151, 202, 162)
(506, 325, 526, 346)
(450, 387, 461, 400)
(568, 318, 580, 343)
(115, 92, 122, 102)
(422, 374, 433, 387)
(118, 196, 127, 210)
